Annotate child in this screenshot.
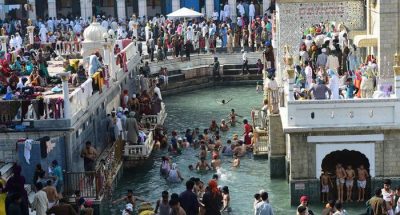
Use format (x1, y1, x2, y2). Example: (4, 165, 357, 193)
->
(320, 170, 333, 203)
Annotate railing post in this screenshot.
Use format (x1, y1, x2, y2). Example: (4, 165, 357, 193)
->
(57, 72, 71, 119)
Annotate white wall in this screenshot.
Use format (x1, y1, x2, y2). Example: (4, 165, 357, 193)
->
(285, 98, 399, 128)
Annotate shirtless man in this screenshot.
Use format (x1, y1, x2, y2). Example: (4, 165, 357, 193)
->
(320, 171, 333, 203)
(345, 165, 355, 202)
(211, 154, 221, 170)
(196, 157, 211, 171)
(335, 163, 346, 202)
(112, 189, 146, 207)
(232, 153, 240, 168)
(199, 145, 207, 160)
(228, 109, 242, 126)
(357, 165, 369, 202)
(42, 180, 59, 208)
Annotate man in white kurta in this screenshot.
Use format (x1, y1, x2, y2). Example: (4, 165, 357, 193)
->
(224, 3, 230, 21)
(249, 2, 256, 22)
(328, 70, 340, 100)
(32, 183, 49, 215)
(39, 24, 48, 43)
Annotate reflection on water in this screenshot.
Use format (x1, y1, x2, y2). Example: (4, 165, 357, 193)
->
(104, 86, 365, 215)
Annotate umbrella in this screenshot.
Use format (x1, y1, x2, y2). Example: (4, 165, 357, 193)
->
(166, 7, 204, 18)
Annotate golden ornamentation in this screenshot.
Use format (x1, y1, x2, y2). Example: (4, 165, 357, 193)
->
(287, 69, 295, 79)
(27, 19, 32, 26)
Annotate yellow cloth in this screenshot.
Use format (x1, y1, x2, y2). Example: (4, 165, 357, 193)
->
(139, 210, 155, 215)
(0, 193, 6, 215)
(92, 71, 104, 90)
(69, 59, 80, 71)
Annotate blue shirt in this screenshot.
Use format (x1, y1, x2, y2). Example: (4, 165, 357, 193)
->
(255, 201, 274, 215)
(53, 166, 63, 182)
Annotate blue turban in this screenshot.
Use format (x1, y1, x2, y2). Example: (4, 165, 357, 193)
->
(265, 41, 271, 47)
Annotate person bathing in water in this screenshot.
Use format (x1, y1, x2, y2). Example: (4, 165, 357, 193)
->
(220, 119, 229, 132)
(196, 157, 212, 171)
(229, 109, 242, 126)
(112, 189, 146, 207)
(166, 163, 184, 183)
(216, 98, 233, 105)
(160, 156, 170, 175)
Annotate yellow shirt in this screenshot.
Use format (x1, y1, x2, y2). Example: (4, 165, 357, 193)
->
(0, 193, 6, 215)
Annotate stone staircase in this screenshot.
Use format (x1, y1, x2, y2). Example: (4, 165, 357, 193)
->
(222, 64, 263, 82)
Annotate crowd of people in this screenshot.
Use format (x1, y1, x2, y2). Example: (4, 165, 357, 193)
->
(292, 22, 386, 100)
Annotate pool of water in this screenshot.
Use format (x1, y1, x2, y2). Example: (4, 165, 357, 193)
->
(104, 86, 366, 215)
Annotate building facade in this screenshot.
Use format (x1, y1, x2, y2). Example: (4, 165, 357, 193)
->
(1, 0, 271, 21)
(271, 0, 400, 204)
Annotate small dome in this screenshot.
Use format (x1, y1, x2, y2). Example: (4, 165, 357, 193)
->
(83, 22, 107, 42)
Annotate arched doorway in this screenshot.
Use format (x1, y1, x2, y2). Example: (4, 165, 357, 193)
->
(320, 149, 371, 201)
(321, 150, 370, 175)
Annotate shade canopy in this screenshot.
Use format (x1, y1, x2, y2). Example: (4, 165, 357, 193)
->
(166, 7, 204, 18)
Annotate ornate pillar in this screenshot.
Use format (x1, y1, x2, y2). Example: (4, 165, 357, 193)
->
(172, 0, 180, 12)
(58, 72, 71, 119)
(394, 53, 400, 97)
(206, 0, 214, 19)
(0, 28, 8, 53)
(27, 0, 37, 21)
(284, 45, 294, 101)
(47, 0, 57, 18)
(116, 0, 126, 20)
(80, 0, 93, 20)
(228, 0, 236, 20)
(26, 22, 35, 45)
(138, 0, 147, 18)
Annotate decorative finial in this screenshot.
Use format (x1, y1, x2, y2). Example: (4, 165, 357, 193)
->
(395, 52, 400, 67)
(27, 19, 32, 26)
(92, 16, 96, 23)
(0, 28, 4, 36)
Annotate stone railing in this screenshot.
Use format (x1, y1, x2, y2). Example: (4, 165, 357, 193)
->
(124, 130, 154, 159)
(281, 98, 399, 130)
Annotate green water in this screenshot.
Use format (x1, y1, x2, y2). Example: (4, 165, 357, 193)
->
(105, 86, 366, 215)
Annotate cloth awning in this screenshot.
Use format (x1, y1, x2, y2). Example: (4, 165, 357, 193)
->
(353, 35, 378, 47)
(166, 7, 204, 18)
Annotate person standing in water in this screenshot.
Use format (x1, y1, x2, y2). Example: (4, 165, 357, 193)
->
(229, 109, 242, 126)
(221, 186, 231, 214)
(154, 191, 170, 215)
(196, 157, 212, 171)
(167, 163, 184, 183)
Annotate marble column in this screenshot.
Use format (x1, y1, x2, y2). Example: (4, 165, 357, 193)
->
(58, 72, 71, 119)
(0, 0, 5, 20)
(206, 0, 214, 19)
(80, 0, 92, 20)
(47, 0, 57, 18)
(27, 0, 37, 21)
(116, 0, 126, 20)
(138, 0, 147, 19)
(172, 0, 180, 12)
(228, 0, 236, 21)
(27, 26, 35, 45)
(0, 35, 8, 53)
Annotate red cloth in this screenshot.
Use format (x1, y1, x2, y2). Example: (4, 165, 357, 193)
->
(244, 123, 252, 145)
(120, 52, 127, 72)
(121, 39, 132, 49)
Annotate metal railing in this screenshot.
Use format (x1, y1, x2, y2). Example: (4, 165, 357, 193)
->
(64, 139, 124, 200)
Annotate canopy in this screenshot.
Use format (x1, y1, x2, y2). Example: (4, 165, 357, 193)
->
(166, 7, 204, 18)
(353, 35, 378, 47)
